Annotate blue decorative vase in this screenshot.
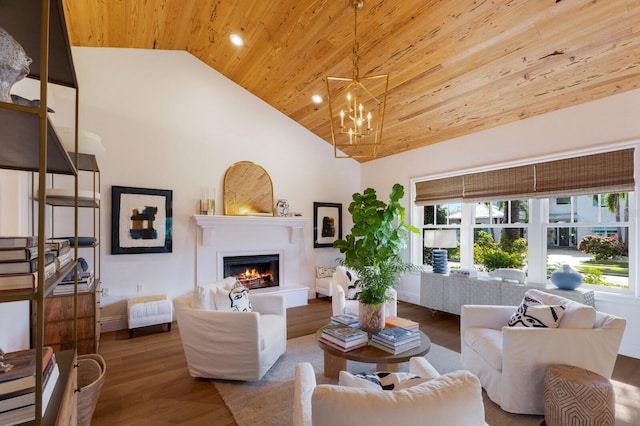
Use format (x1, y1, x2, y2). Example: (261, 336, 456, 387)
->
(551, 264, 583, 290)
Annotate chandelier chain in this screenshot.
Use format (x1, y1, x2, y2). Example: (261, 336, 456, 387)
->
(352, 2, 360, 80)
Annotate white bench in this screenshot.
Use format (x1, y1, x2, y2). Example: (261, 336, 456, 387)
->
(127, 294, 173, 338)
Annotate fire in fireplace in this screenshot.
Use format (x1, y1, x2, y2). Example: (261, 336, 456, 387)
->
(223, 254, 279, 290)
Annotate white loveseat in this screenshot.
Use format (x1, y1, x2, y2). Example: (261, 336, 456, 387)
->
(330, 265, 397, 317)
(173, 280, 287, 381)
(461, 289, 626, 415)
(293, 357, 487, 426)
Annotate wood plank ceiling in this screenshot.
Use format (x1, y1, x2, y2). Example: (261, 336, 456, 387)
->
(63, 0, 640, 162)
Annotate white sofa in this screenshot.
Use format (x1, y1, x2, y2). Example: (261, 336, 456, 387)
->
(461, 289, 626, 415)
(173, 286, 287, 381)
(330, 265, 397, 317)
(294, 357, 487, 426)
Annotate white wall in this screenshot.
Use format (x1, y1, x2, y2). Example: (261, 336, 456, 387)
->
(362, 88, 640, 358)
(43, 47, 360, 330)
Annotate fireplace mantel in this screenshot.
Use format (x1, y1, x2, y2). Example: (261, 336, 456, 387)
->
(193, 215, 309, 246)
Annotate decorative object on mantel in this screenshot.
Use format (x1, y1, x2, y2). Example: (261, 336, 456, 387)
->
(313, 202, 342, 248)
(199, 187, 215, 216)
(326, 0, 389, 160)
(550, 264, 583, 290)
(0, 26, 31, 103)
(333, 184, 419, 334)
(275, 199, 289, 217)
(223, 161, 274, 216)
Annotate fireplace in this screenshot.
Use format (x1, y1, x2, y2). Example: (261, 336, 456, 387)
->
(223, 254, 279, 290)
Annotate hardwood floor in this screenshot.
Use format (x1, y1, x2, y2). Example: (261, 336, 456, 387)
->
(91, 299, 639, 425)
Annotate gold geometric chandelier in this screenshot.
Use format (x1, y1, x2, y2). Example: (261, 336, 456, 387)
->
(326, 0, 389, 159)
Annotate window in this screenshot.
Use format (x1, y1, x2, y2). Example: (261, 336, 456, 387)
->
(414, 148, 635, 295)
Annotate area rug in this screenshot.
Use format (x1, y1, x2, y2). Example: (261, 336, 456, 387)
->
(212, 334, 544, 426)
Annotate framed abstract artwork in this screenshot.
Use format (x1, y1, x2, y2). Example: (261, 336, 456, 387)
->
(313, 202, 342, 248)
(111, 185, 173, 254)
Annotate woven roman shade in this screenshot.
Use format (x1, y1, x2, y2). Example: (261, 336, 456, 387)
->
(415, 176, 463, 205)
(463, 165, 535, 202)
(415, 148, 634, 204)
(534, 149, 635, 197)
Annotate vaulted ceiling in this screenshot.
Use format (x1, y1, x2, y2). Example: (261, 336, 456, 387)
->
(63, 0, 640, 162)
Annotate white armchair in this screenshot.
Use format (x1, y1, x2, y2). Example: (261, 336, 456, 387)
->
(173, 288, 287, 381)
(293, 357, 487, 426)
(330, 265, 397, 317)
(461, 289, 626, 415)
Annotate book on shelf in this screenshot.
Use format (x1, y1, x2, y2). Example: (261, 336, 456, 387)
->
(0, 362, 59, 423)
(44, 238, 70, 251)
(373, 327, 420, 344)
(0, 253, 56, 275)
(385, 316, 419, 331)
(0, 247, 41, 262)
(53, 277, 94, 295)
(320, 331, 368, 348)
(55, 250, 73, 270)
(330, 313, 360, 328)
(0, 236, 37, 249)
(0, 347, 54, 385)
(318, 336, 368, 353)
(0, 272, 38, 292)
(369, 338, 421, 355)
(322, 323, 368, 342)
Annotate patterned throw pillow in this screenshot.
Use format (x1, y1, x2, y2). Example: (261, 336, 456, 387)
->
(346, 280, 362, 300)
(316, 266, 335, 279)
(508, 294, 565, 328)
(339, 371, 431, 391)
(214, 281, 252, 312)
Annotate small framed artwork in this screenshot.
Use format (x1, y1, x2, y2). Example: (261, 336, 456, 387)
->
(111, 186, 173, 254)
(313, 202, 342, 248)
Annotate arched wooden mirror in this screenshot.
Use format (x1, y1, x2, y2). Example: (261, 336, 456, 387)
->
(223, 161, 274, 216)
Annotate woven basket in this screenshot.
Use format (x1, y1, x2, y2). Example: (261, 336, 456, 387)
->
(77, 354, 106, 426)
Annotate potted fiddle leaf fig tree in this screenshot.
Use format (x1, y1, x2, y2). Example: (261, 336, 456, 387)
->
(333, 183, 419, 333)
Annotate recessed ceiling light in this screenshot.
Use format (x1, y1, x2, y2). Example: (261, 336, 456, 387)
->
(229, 34, 244, 46)
(311, 94, 323, 104)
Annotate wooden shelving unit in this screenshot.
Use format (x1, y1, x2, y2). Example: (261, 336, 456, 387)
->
(46, 153, 102, 355)
(0, 0, 82, 424)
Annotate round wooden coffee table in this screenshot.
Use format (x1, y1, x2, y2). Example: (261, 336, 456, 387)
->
(316, 327, 431, 378)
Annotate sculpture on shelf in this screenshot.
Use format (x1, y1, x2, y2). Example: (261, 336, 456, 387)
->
(0, 27, 32, 104)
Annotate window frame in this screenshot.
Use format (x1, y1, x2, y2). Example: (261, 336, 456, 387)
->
(411, 145, 637, 296)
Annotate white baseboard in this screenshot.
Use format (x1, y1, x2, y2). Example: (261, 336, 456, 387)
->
(100, 314, 127, 333)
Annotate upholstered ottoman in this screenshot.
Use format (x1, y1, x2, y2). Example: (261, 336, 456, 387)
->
(544, 364, 615, 426)
(127, 294, 173, 338)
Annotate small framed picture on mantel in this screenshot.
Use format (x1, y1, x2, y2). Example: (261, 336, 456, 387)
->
(313, 202, 342, 248)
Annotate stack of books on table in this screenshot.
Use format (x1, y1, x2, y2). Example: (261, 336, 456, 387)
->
(0, 346, 60, 425)
(54, 269, 95, 295)
(0, 236, 56, 293)
(330, 313, 360, 328)
(319, 323, 369, 352)
(385, 316, 419, 331)
(370, 327, 421, 355)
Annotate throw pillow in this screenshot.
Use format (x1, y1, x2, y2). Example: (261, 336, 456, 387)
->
(508, 302, 565, 328)
(346, 281, 362, 300)
(334, 266, 358, 295)
(339, 371, 431, 391)
(214, 280, 252, 312)
(525, 289, 596, 329)
(192, 276, 237, 310)
(316, 266, 335, 279)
